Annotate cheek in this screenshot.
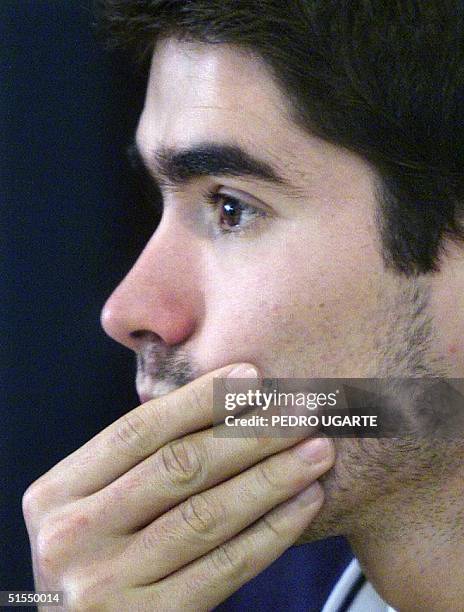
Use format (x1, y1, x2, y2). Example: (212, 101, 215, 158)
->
(196, 244, 349, 373)
(197, 241, 299, 359)
(427, 258, 464, 376)
(197, 280, 310, 372)
(196, 212, 386, 376)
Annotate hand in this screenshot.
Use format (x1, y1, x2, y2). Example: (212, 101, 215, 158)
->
(23, 364, 335, 611)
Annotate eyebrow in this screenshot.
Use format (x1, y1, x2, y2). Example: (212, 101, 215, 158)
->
(127, 139, 296, 193)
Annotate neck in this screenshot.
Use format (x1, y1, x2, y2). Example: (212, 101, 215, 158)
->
(348, 470, 464, 611)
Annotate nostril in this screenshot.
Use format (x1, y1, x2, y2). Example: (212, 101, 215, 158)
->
(130, 330, 162, 342)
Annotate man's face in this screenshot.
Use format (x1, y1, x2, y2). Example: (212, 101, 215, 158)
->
(101, 38, 463, 539)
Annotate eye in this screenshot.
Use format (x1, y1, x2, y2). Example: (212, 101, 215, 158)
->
(205, 190, 265, 234)
(219, 195, 245, 228)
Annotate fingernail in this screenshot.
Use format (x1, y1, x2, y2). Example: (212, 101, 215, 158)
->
(294, 482, 323, 507)
(227, 364, 259, 379)
(295, 437, 332, 463)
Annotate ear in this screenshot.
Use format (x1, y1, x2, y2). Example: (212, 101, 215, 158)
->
(428, 241, 464, 376)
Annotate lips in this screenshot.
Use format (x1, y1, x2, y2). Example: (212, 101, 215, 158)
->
(136, 366, 159, 404)
(135, 344, 195, 402)
(136, 374, 180, 403)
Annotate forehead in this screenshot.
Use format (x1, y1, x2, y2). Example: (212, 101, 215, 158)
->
(137, 38, 304, 164)
(146, 37, 284, 109)
(136, 37, 378, 210)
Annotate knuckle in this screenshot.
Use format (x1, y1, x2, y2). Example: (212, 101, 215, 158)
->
(144, 400, 166, 435)
(237, 419, 265, 446)
(244, 433, 273, 454)
(35, 523, 67, 576)
(208, 542, 248, 579)
(35, 510, 90, 576)
(159, 437, 204, 488)
(179, 493, 220, 539)
(254, 460, 282, 493)
(22, 478, 55, 522)
(260, 513, 286, 540)
(130, 586, 164, 612)
(112, 410, 152, 459)
(139, 526, 162, 554)
(22, 482, 42, 523)
(185, 384, 204, 414)
(63, 571, 111, 612)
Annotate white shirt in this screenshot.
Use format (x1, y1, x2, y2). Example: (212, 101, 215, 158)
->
(322, 559, 397, 612)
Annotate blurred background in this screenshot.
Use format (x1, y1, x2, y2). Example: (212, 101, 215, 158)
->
(1, 2, 352, 609)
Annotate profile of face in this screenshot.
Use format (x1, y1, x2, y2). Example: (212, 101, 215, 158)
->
(101, 38, 464, 540)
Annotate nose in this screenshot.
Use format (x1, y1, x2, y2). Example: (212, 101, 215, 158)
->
(100, 216, 203, 352)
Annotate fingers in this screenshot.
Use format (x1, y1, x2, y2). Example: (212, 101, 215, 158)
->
(130, 481, 325, 611)
(84, 416, 317, 534)
(116, 436, 334, 586)
(23, 365, 334, 611)
(31, 363, 257, 500)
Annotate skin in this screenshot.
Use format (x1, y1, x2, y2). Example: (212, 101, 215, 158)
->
(23, 363, 335, 609)
(24, 39, 464, 610)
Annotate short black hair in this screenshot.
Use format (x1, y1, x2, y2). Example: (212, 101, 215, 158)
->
(98, 0, 464, 274)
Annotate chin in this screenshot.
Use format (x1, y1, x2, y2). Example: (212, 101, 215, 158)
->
(293, 438, 372, 544)
(293, 474, 353, 545)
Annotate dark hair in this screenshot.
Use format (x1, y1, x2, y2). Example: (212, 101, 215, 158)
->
(98, 0, 464, 274)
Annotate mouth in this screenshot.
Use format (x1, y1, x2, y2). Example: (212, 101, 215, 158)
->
(136, 372, 180, 404)
(135, 344, 195, 404)
(138, 392, 154, 404)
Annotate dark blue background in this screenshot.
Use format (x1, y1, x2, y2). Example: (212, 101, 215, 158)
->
(1, 2, 352, 609)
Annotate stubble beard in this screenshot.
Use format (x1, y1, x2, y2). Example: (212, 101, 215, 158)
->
(297, 276, 457, 544)
(134, 277, 459, 546)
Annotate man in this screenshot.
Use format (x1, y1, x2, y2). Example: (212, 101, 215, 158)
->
(23, 1, 464, 610)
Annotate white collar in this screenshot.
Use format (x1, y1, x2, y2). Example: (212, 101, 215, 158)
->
(321, 558, 396, 612)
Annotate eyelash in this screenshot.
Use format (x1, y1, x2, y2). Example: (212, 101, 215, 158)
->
(203, 188, 266, 235)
